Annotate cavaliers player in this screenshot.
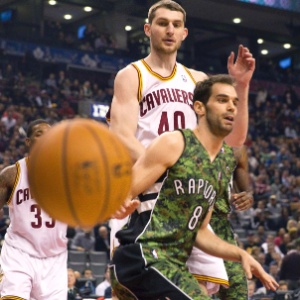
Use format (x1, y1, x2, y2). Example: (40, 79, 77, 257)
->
(0, 119, 68, 299)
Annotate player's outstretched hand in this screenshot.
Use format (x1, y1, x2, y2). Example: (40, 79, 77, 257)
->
(231, 191, 253, 211)
(241, 251, 279, 291)
(227, 44, 255, 86)
(111, 198, 140, 219)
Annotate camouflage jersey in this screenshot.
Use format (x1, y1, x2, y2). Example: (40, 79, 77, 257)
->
(116, 129, 236, 267)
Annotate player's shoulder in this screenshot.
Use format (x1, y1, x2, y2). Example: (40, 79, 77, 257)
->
(232, 146, 245, 161)
(183, 66, 208, 82)
(155, 130, 184, 153)
(115, 63, 139, 84)
(0, 163, 18, 187)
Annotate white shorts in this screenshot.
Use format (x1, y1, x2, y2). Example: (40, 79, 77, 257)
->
(109, 217, 128, 257)
(186, 224, 229, 295)
(0, 242, 68, 300)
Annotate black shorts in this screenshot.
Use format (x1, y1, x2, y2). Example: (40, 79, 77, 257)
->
(110, 243, 210, 300)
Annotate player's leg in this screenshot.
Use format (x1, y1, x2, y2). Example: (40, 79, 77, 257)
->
(210, 215, 248, 300)
(31, 250, 68, 300)
(111, 243, 211, 300)
(0, 243, 33, 299)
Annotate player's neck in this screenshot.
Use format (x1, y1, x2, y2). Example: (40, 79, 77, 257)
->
(193, 127, 224, 162)
(144, 52, 177, 75)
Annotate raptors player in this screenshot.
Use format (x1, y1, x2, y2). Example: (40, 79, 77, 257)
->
(109, 1, 255, 298)
(0, 119, 68, 300)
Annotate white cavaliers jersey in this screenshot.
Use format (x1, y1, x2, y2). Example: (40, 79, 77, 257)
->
(4, 157, 68, 258)
(132, 59, 197, 147)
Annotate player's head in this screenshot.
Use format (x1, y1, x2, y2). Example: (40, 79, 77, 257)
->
(145, 1, 188, 55)
(26, 119, 51, 152)
(148, 1, 186, 24)
(193, 75, 238, 136)
(193, 75, 236, 105)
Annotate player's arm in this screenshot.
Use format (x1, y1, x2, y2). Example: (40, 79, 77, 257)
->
(0, 165, 16, 209)
(110, 65, 145, 162)
(112, 131, 184, 219)
(231, 146, 253, 211)
(225, 45, 255, 147)
(131, 130, 184, 197)
(195, 211, 278, 291)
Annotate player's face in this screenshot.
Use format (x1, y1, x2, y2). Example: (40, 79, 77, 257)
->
(145, 8, 188, 55)
(26, 123, 51, 151)
(205, 83, 238, 137)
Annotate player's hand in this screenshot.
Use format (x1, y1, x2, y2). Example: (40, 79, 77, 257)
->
(111, 198, 140, 219)
(231, 191, 253, 211)
(227, 44, 255, 86)
(240, 251, 279, 291)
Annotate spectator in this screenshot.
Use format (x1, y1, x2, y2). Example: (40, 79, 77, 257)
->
(279, 239, 300, 290)
(94, 225, 110, 258)
(279, 233, 291, 255)
(58, 101, 75, 119)
(44, 73, 57, 94)
(95, 265, 111, 297)
(277, 280, 288, 291)
(248, 280, 257, 299)
(78, 268, 96, 297)
(268, 261, 280, 282)
(244, 233, 260, 254)
(79, 81, 93, 100)
(71, 229, 95, 252)
(1, 109, 16, 133)
(261, 234, 283, 255)
(267, 195, 281, 216)
(68, 268, 81, 300)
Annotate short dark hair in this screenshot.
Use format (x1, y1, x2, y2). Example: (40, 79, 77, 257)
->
(193, 74, 235, 105)
(26, 119, 50, 138)
(148, 0, 186, 24)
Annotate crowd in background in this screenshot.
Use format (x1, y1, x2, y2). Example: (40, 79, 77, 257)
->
(0, 31, 300, 299)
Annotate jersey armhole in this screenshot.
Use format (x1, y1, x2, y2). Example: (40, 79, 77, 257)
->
(183, 66, 197, 84)
(7, 162, 21, 205)
(131, 63, 143, 102)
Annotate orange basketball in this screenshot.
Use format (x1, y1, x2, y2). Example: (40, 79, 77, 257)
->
(28, 118, 132, 228)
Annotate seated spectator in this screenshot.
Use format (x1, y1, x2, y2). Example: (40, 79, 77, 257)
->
(267, 195, 281, 215)
(94, 225, 110, 258)
(78, 268, 96, 297)
(277, 280, 288, 291)
(247, 280, 257, 299)
(268, 261, 280, 282)
(71, 228, 95, 252)
(279, 233, 291, 255)
(58, 101, 75, 119)
(79, 81, 93, 100)
(95, 265, 111, 297)
(68, 268, 81, 300)
(279, 239, 300, 290)
(244, 233, 260, 254)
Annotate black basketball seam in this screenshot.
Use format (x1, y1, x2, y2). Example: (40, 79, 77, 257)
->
(85, 123, 111, 222)
(62, 121, 82, 226)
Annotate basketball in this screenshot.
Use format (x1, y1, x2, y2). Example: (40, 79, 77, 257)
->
(28, 118, 132, 228)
